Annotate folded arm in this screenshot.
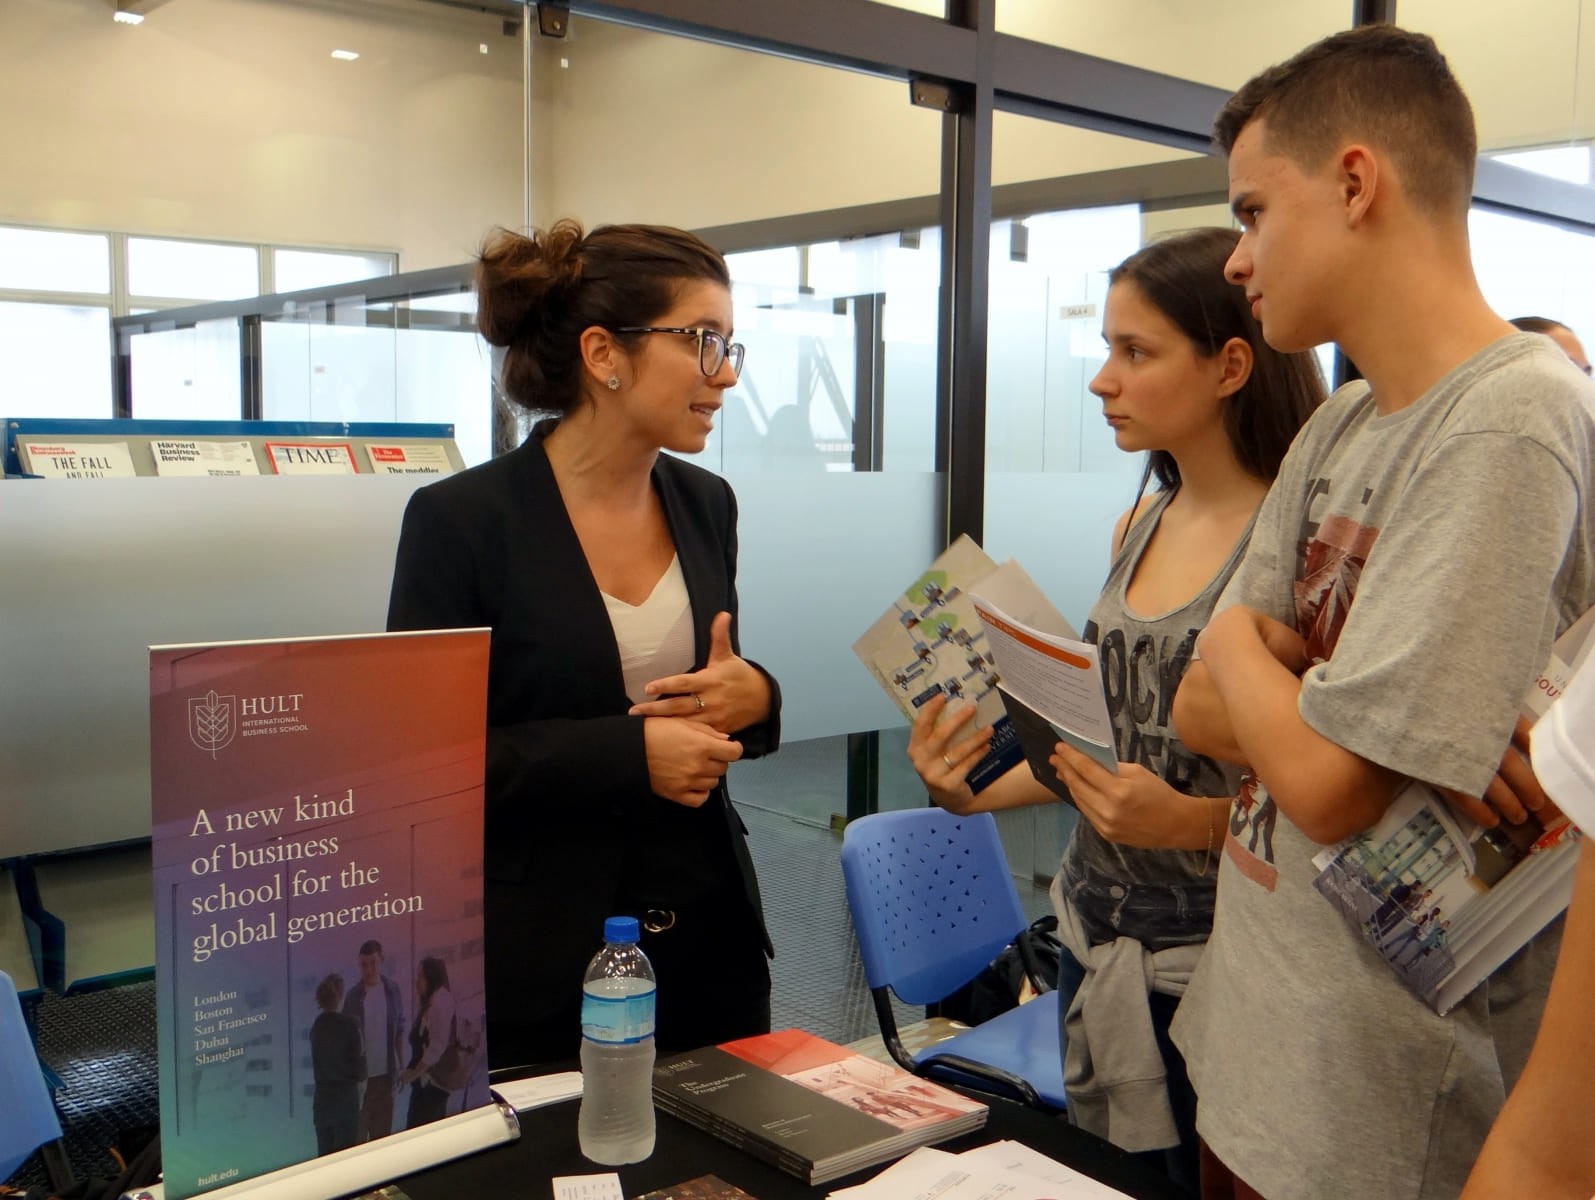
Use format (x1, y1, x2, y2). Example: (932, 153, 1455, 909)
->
(1194, 606, 1401, 844)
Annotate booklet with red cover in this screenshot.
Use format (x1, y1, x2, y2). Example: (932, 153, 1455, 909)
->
(653, 1029, 986, 1185)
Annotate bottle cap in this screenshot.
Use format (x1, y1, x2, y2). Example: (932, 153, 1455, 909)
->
(604, 915, 641, 944)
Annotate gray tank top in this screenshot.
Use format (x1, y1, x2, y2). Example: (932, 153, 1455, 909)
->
(1055, 487, 1251, 951)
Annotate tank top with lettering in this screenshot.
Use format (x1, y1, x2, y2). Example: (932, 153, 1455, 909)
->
(1054, 487, 1251, 951)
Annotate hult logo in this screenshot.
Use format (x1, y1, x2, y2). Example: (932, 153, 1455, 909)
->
(188, 691, 236, 758)
(187, 692, 305, 755)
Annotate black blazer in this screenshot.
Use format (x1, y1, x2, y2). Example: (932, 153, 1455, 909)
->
(386, 424, 780, 982)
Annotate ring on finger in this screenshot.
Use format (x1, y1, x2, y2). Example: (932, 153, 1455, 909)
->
(942, 753, 955, 769)
(692, 693, 705, 711)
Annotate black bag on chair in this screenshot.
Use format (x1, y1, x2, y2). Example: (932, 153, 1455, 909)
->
(933, 913, 1061, 1026)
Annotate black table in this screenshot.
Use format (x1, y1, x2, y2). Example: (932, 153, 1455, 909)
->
(393, 1092, 1187, 1200)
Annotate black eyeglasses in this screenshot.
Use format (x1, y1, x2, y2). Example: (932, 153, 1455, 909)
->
(616, 326, 745, 378)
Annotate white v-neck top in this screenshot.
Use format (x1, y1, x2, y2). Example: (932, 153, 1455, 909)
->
(602, 554, 694, 705)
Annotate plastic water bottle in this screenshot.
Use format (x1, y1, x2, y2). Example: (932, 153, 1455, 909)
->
(577, 915, 657, 1164)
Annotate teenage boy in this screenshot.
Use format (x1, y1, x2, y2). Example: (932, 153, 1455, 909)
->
(1168, 25, 1595, 1200)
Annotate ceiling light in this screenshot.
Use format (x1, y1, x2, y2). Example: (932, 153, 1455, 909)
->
(478, 42, 488, 54)
(113, 9, 144, 22)
(330, 49, 359, 61)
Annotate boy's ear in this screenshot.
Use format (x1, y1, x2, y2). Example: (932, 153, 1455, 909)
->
(1339, 144, 1379, 227)
(1216, 336, 1254, 398)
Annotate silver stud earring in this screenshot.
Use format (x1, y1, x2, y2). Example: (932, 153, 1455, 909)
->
(606, 376, 621, 391)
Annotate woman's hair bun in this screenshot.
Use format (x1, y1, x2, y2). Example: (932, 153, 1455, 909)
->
(474, 218, 587, 349)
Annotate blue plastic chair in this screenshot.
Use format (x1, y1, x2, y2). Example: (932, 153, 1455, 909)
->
(840, 808, 1067, 1110)
(0, 969, 72, 1190)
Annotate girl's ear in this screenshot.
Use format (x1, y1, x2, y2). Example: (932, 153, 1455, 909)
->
(1215, 336, 1254, 399)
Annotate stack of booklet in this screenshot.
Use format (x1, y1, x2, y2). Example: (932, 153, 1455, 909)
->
(653, 1030, 987, 1186)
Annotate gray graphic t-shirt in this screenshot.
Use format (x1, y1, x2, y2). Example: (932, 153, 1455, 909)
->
(1171, 333, 1595, 1200)
(1056, 487, 1250, 951)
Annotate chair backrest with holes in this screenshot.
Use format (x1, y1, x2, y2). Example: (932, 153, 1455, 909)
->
(840, 808, 1028, 1005)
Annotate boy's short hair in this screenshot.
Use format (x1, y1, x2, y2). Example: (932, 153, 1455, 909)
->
(1214, 24, 1476, 218)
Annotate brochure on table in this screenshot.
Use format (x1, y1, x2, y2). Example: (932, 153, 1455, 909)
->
(149, 628, 500, 1199)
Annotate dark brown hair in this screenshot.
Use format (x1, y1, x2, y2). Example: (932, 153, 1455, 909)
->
(315, 973, 344, 1012)
(475, 219, 731, 417)
(416, 956, 449, 1011)
(1109, 227, 1326, 495)
(1214, 24, 1476, 218)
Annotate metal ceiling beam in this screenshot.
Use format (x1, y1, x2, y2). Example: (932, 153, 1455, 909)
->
(1473, 158, 1595, 233)
(561, 0, 976, 82)
(992, 34, 1228, 156)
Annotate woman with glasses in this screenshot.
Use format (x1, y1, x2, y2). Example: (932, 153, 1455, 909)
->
(387, 219, 779, 1070)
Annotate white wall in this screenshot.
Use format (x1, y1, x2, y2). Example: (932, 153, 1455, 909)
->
(0, 0, 526, 268)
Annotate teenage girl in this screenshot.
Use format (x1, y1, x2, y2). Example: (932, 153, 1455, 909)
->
(908, 226, 1325, 1193)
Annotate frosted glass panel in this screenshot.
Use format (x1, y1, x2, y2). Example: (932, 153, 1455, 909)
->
(395, 326, 493, 467)
(305, 321, 398, 422)
(262, 320, 312, 420)
(722, 469, 941, 743)
(988, 208, 1142, 474)
(0, 226, 110, 294)
(983, 472, 1145, 633)
(0, 301, 112, 418)
(128, 318, 242, 420)
(713, 230, 940, 475)
(0, 476, 434, 856)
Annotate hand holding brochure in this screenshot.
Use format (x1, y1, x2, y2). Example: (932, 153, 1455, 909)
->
(851, 536, 1076, 794)
(968, 594, 1117, 797)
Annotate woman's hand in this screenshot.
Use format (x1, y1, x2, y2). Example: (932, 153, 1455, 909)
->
(394, 1067, 418, 1091)
(1050, 743, 1215, 850)
(629, 611, 771, 735)
(643, 715, 743, 807)
(906, 692, 995, 815)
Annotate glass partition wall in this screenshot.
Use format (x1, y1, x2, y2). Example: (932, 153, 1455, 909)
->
(23, 0, 1595, 843)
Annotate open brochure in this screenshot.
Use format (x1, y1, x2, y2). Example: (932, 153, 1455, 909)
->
(828, 1141, 1133, 1200)
(967, 593, 1117, 800)
(851, 536, 1076, 794)
(1310, 606, 1595, 1014)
